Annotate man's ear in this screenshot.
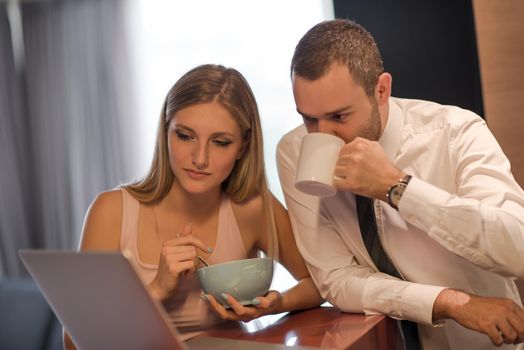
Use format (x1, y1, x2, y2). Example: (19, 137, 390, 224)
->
(375, 72, 392, 106)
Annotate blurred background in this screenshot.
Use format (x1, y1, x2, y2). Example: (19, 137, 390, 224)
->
(0, 0, 332, 278)
(1, 0, 523, 342)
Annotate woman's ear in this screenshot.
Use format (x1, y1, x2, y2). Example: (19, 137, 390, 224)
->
(236, 130, 251, 160)
(236, 138, 250, 160)
(375, 72, 392, 106)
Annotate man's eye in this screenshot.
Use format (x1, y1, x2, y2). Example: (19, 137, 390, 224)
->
(213, 139, 232, 147)
(302, 116, 317, 124)
(331, 113, 343, 121)
(175, 130, 192, 140)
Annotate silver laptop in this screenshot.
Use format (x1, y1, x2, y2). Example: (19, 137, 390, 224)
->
(19, 250, 308, 350)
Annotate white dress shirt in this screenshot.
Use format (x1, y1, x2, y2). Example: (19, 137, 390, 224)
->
(277, 97, 524, 350)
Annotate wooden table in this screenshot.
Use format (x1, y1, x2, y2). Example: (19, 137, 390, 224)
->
(205, 306, 398, 349)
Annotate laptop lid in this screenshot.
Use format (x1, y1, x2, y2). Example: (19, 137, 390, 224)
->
(19, 250, 187, 350)
(19, 250, 317, 350)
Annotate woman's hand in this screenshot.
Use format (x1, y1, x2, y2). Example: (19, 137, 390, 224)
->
(204, 290, 283, 322)
(149, 223, 210, 301)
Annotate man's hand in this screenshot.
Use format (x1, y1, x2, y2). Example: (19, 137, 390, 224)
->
(433, 288, 524, 346)
(332, 137, 403, 200)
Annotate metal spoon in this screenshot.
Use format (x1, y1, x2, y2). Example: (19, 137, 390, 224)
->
(198, 255, 209, 267)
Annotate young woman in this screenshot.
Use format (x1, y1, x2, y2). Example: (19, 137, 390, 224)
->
(65, 64, 322, 347)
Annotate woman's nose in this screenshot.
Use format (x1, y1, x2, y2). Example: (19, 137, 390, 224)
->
(191, 142, 209, 169)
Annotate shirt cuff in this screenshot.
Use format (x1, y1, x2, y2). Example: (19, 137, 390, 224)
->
(361, 275, 446, 326)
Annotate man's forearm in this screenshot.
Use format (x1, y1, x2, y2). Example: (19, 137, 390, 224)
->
(433, 288, 524, 346)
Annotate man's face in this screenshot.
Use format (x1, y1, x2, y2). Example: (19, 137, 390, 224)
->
(292, 64, 382, 143)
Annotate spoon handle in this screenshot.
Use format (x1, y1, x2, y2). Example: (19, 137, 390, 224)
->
(198, 255, 209, 267)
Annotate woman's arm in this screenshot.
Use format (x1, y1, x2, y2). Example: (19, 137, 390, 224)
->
(64, 190, 123, 349)
(207, 193, 323, 320)
(267, 194, 324, 313)
(78, 190, 123, 251)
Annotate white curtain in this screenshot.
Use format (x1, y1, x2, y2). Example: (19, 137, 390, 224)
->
(0, 0, 140, 277)
(0, 4, 33, 277)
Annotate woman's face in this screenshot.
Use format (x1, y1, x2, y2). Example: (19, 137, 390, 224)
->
(167, 101, 245, 196)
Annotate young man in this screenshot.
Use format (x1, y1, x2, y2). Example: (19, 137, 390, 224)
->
(277, 19, 524, 350)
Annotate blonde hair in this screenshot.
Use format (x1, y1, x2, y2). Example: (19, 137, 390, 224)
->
(124, 64, 278, 258)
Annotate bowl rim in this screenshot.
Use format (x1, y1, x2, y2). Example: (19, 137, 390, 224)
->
(196, 256, 273, 272)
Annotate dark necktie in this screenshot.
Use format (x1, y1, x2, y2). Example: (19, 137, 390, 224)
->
(355, 194, 422, 350)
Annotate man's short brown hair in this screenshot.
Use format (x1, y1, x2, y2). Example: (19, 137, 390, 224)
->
(291, 19, 384, 97)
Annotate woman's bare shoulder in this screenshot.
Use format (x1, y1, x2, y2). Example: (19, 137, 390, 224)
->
(92, 188, 122, 206)
(79, 188, 124, 251)
(231, 192, 288, 220)
(230, 193, 264, 222)
(86, 189, 124, 223)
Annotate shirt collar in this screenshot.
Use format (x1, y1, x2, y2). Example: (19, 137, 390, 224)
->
(378, 98, 403, 162)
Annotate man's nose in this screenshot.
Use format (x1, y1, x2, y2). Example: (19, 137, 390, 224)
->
(317, 119, 336, 136)
(192, 141, 209, 169)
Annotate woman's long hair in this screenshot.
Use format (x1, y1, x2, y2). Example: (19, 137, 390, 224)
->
(124, 64, 278, 259)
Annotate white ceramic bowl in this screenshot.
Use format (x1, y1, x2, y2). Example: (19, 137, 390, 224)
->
(197, 257, 273, 307)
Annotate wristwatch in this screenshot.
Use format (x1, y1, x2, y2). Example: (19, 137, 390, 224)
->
(386, 174, 412, 210)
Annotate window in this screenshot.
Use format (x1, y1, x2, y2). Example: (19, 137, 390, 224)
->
(128, 1, 333, 317)
(129, 0, 332, 202)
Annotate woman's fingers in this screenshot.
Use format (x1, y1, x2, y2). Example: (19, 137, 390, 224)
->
(204, 294, 235, 320)
(162, 248, 197, 264)
(162, 224, 211, 254)
(251, 290, 281, 309)
(223, 293, 250, 316)
(181, 223, 193, 236)
(168, 260, 196, 277)
(204, 293, 258, 322)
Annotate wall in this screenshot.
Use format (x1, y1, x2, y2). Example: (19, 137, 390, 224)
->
(333, 0, 484, 116)
(473, 0, 524, 187)
(473, 0, 524, 297)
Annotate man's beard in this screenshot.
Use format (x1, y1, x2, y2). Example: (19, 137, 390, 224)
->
(357, 98, 381, 141)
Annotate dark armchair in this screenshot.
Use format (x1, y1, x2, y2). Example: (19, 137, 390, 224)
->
(0, 278, 62, 350)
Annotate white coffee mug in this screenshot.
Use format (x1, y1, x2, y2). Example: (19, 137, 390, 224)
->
(295, 132, 345, 197)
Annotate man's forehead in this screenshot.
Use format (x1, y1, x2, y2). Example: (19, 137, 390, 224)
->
(292, 68, 364, 117)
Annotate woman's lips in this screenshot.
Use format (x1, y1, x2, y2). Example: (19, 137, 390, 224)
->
(184, 169, 211, 180)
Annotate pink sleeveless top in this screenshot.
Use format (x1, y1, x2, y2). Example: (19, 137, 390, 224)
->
(119, 189, 248, 339)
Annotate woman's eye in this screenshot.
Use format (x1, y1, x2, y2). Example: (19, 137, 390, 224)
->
(175, 130, 192, 141)
(213, 139, 232, 147)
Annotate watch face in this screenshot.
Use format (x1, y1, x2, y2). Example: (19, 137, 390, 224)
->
(391, 183, 407, 206)
(387, 175, 412, 210)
